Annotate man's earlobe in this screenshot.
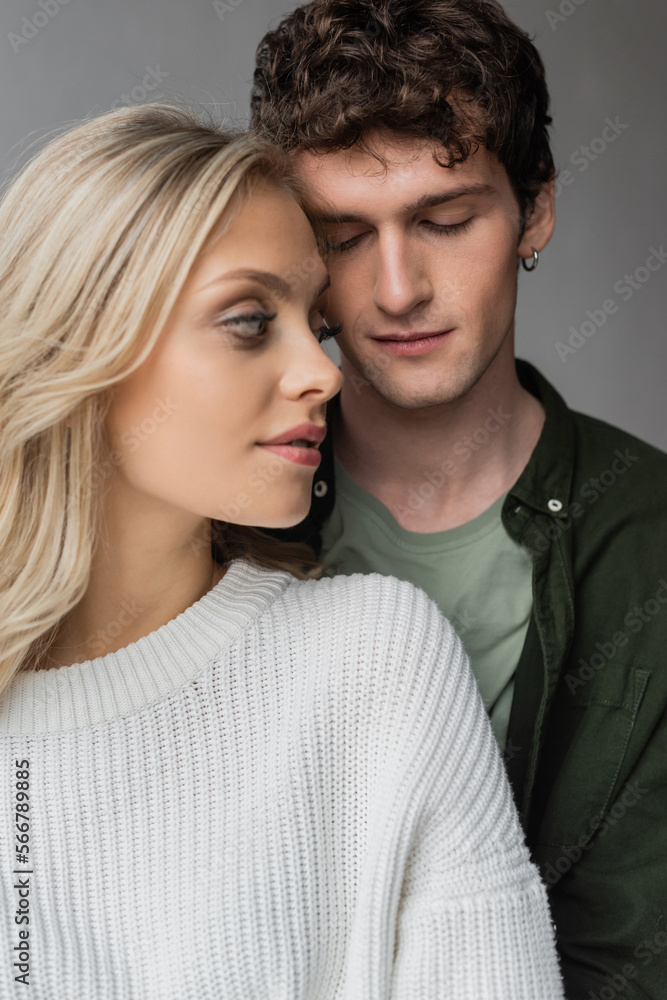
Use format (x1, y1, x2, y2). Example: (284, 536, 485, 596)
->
(517, 177, 556, 264)
(521, 248, 540, 272)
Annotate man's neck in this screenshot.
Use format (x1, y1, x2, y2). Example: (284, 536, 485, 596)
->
(332, 349, 545, 533)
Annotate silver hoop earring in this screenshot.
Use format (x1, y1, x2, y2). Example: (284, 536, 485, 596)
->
(521, 247, 539, 272)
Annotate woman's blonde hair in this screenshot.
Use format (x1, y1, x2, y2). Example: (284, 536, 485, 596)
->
(0, 102, 328, 692)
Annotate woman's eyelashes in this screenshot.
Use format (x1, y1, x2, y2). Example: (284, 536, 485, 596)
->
(212, 309, 342, 345)
(325, 217, 474, 253)
(213, 310, 277, 339)
(316, 320, 343, 343)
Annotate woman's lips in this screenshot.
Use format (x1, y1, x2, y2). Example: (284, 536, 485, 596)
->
(372, 330, 453, 356)
(257, 443, 322, 467)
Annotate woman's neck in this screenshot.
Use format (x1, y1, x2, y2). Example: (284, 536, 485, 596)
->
(25, 474, 230, 671)
(24, 556, 227, 671)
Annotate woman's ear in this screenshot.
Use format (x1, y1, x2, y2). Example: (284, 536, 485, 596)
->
(518, 177, 556, 264)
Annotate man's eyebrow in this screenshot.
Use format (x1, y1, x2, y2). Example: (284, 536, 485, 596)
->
(197, 268, 330, 302)
(315, 183, 497, 224)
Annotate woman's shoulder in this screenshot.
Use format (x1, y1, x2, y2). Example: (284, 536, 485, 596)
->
(279, 568, 466, 687)
(275, 568, 487, 776)
(286, 568, 450, 630)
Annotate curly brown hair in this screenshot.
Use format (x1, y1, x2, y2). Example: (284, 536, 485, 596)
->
(250, 0, 555, 226)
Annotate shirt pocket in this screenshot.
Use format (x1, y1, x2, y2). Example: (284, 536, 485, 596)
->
(533, 666, 650, 858)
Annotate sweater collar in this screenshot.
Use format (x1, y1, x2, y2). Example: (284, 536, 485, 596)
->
(0, 558, 293, 736)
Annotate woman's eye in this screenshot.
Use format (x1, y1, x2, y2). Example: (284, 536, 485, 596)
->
(213, 311, 277, 338)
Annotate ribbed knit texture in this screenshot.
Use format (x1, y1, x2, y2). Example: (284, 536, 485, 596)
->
(0, 558, 564, 999)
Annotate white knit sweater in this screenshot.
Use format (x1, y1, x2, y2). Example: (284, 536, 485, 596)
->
(0, 558, 563, 999)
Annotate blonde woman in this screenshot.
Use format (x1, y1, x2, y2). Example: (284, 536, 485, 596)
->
(0, 104, 563, 999)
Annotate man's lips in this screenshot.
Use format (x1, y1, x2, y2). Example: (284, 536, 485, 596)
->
(371, 329, 454, 356)
(371, 329, 454, 342)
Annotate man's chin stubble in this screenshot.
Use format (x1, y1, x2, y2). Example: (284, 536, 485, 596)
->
(347, 352, 493, 411)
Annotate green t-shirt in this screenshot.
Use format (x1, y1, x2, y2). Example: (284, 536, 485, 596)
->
(319, 455, 533, 750)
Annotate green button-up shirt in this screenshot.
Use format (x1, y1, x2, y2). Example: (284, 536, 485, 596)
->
(263, 359, 667, 999)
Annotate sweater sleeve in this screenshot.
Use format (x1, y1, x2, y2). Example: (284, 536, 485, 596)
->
(341, 579, 565, 1000)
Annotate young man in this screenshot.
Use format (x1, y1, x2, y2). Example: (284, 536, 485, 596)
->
(250, 1, 667, 996)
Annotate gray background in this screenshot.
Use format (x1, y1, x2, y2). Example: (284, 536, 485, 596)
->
(2, 0, 665, 449)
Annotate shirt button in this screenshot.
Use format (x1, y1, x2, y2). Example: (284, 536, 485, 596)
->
(313, 480, 328, 498)
(547, 498, 563, 513)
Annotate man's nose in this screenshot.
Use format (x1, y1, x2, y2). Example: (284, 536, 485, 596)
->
(372, 234, 433, 317)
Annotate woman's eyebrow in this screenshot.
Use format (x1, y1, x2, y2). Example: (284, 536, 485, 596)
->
(197, 268, 330, 304)
(197, 268, 292, 297)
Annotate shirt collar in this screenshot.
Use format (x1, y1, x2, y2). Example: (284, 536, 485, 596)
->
(509, 359, 576, 517)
